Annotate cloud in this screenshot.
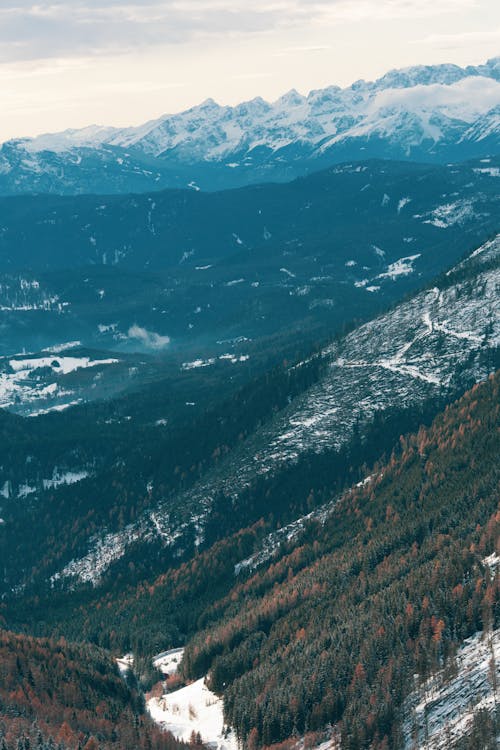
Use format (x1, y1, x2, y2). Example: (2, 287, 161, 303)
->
(369, 77, 500, 120)
(273, 45, 331, 57)
(0, 1, 300, 62)
(0, 0, 477, 63)
(127, 324, 170, 349)
(414, 28, 500, 48)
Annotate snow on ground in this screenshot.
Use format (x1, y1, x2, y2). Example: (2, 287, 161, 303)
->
(234, 493, 342, 575)
(182, 358, 216, 370)
(153, 648, 185, 676)
(148, 678, 238, 750)
(0, 470, 92, 501)
(403, 627, 500, 749)
(42, 341, 81, 353)
(182, 354, 249, 370)
(0, 354, 119, 412)
(116, 653, 134, 676)
(52, 524, 143, 586)
(147, 647, 238, 749)
(9, 355, 118, 375)
(397, 197, 412, 213)
(48, 236, 500, 586)
(483, 551, 500, 575)
(28, 400, 82, 416)
(473, 166, 500, 177)
(420, 199, 474, 228)
(375, 254, 421, 281)
(353, 254, 421, 290)
(42, 470, 89, 490)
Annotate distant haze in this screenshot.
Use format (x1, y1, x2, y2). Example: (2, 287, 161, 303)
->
(0, 0, 499, 142)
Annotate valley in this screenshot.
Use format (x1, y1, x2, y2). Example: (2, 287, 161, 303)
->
(10, 233, 495, 590)
(0, 54, 498, 750)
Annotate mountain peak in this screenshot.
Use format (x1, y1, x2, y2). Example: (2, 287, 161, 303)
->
(1, 57, 499, 193)
(276, 88, 306, 107)
(189, 97, 220, 113)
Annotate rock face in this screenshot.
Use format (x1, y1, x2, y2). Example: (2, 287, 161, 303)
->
(1, 58, 499, 195)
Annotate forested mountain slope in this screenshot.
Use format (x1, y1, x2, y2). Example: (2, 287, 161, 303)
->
(176, 370, 499, 749)
(14, 233, 495, 592)
(9, 366, 498, 750)
(1, 245, 498, 750)
(0, 630, 188, 750)
(1, 159, 497, 275)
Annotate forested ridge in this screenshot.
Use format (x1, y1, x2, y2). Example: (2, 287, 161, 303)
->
(4, 373, 498, 749)
(4, 392, 451, 663)
(0, 630, 189, 750)
(0, 343, 327, 591)
(175, 371, 498, 749)
(0, 235, 498, 750)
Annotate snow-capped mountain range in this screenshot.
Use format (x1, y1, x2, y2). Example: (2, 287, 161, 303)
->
(1, 58, 500, 195)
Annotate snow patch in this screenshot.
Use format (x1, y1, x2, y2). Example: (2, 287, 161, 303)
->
(403, 628, 500, 749)
(422, 199, 474, 228)
(397, 197, 412, 213)
(148, 677, 238, 750)
(153, 648, 184, 676)
(376, 254, 421, 280)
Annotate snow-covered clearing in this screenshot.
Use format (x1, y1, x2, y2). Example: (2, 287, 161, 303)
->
(0, 354, 119, 412)
(116, 653, 134, 676)
(9, 355, 118, 375)
(421, 199, 474, 228)
(42, 470, 89, 490)
(148, 678, 238, 750)
(147, 647, 238, 750)
(375, 254, 421, 281)
(153, 648, 185, 676)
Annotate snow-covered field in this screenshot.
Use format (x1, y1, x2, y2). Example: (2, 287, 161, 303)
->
(147, 648, 238, 750)
(148, 678, 238, 750)
(0, 353, 119, 414)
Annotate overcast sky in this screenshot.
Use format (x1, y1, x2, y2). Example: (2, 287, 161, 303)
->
(1, 0, 499, 142)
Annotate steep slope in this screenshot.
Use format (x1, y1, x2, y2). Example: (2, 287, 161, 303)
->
(0, 629, 188, 750)
(11, 364, 499, 750)
(5, 234, 496, 592)
(175, 371, 500, 750)
(0, 58, 499, 195)
(402, 621, 499, 749)
(0, 158, 498, 359)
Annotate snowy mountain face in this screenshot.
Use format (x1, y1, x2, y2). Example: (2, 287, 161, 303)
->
(48, 235, 500, 587)
(1, 58, 500, 195)
(403, 619, 499, 749)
